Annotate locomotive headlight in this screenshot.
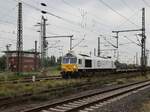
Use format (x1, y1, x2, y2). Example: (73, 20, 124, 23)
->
(73, 65, 76, 68)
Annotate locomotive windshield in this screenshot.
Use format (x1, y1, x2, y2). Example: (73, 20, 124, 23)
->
(63, 58, 69, 63)
(63, 57, 77, 64)
(62, 53, 77, 64)
(70, 58, 77, 63)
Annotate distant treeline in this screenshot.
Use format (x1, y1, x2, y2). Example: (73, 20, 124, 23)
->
(0, 55, 6, 71)
(43, 56, 62, 67)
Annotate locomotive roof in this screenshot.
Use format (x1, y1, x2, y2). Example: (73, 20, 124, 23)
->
(77, 54, 112, 60)
(63, 52, 113, 61)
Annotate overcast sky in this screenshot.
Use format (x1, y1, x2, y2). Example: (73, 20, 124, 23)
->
(1, 0, 150, 64)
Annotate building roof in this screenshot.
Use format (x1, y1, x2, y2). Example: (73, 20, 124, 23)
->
(4, 50, 40, 54)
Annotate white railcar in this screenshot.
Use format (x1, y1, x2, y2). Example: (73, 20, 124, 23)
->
(76, 54, 116, 71)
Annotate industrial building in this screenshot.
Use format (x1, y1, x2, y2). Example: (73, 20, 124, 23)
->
(4, 51, 40, 72)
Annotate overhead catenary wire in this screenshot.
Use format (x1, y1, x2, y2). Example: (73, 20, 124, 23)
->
(61, 0, 112, 28)
(47, 23, 81, 33)
(61, 0, 115, 34)
(114, 9, 141, 29)
(2, 0, 148, 60)
(142, 0, 150, 7)
(0, 6, 17, 21)
(120, 0, 134, 12)
(18, 1, 80, 26)
(123, 36, 141, 46)
(98, 0, 140, 27)
(13, 0, 101, 35)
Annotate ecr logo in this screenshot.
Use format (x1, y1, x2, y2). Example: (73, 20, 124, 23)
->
(97, 61, 101, 67)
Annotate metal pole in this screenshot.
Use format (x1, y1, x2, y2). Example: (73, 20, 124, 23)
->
(117, 51, 119, 61)
(70, 36, 73, 51)
(98, 37, 100, 57)
(116, 32, 119, 48)
(41, 16, 47, 68)
(136, 52, 138, 65)
(17, 2, 23, 74)
(34, 41, 37, 71)
(94, 48, 96, 56)
(141, 8, 146, 75)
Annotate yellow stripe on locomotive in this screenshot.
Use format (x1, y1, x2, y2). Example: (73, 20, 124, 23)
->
(61, 64, 78, 72)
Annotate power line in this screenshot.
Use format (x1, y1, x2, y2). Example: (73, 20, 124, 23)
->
(120, 0, 134, 11)
(61, 0, 112, 28)
(0, 4, 17, 19)
(98, 0, 140, 27)
(123, 36, 141, 46)
(115, 9, 141, 29)
(0, 19, 16, 26)
(20, 1, 80, 26)
(11, 0, 102, 35)
(45, 2, 80, 18)
(48, 23, 81, 33)
(142, 0, 150, 7)
(61, 0, 114, 33)
(16, 0, 99, 34)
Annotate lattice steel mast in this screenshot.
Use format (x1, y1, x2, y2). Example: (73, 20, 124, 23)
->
(16, 2, 23, 74)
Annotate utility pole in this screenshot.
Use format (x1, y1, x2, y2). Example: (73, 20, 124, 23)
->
(112, 8, 146, 75)
(117, 51, 119, 61)
(16, 2, 23, 74)
(94, 48, 96, 56)
(41, 16, 48, 68)
(98, 37, 100, 57)
(34, 41, 37, 71)
(141, 8, 146, 75)
(70, 36, 73, 51)
(146, 50, 149, 66)
(136, 52, 138, 65)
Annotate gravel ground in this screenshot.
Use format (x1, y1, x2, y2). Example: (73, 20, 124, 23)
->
(95, 86, 150, 112)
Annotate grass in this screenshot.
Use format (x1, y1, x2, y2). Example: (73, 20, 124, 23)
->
(45, 66, 61, 76)
(0, 71, 150, 98)
(0, 73, 149, 96)
(0, 78, 87, 97)
(0, 66, 61, 81)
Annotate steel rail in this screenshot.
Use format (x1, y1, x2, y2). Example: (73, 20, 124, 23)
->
(23, 79, 150, 112)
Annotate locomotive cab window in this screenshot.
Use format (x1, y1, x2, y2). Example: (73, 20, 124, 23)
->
(78, 59, 82, 64)
(62, 57, 77, 64)
(63, 58, 69, 64)
(70, 58, 77, 64)
(62, 53, 77, 64)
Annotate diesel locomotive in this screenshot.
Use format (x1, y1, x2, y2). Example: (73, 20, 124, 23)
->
(61, 51, 116, 78)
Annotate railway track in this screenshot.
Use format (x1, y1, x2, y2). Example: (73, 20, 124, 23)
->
(0, 76, 62, 84)
(0, 80, 106, 108)
(23, 79, 150, 112)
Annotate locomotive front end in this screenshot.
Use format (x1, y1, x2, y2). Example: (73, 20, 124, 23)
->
(61, 52, 79, 78)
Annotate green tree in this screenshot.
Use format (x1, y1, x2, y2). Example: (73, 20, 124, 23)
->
(50, 56, 56, 66)
(57, 56, 62, 65)
(0, 55, 6, 71)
